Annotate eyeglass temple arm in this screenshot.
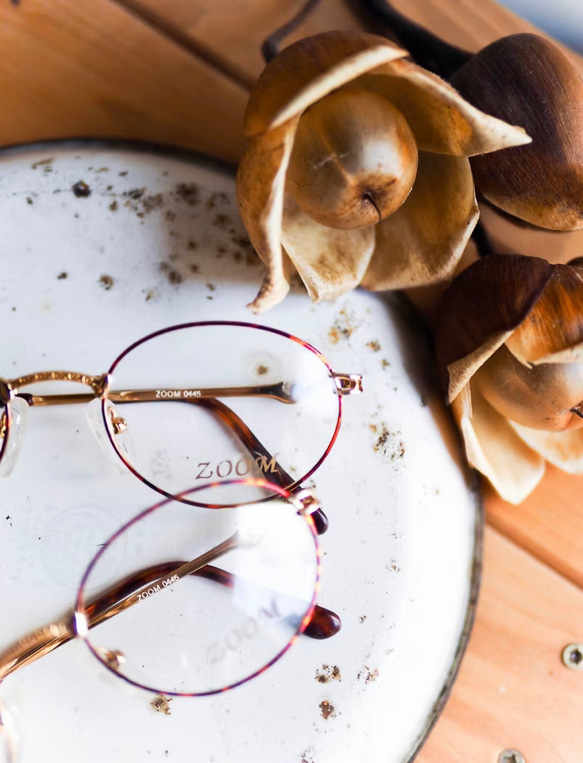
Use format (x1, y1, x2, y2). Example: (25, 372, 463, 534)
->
(0, 534, 237, 682)
(17, 382, 297, 407)
(0, 534, 238, 681)
(84, 561, 340, 640)
(0, 540, 340, 682)
(190, 398, 329, 535)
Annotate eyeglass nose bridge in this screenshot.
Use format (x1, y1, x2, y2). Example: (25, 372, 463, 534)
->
(0, 371, 112, 477)
(3, 371, 110, 400)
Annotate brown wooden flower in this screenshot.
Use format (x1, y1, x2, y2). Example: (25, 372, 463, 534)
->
(237, 30, 530, 312)
(436, 254, 583, 504)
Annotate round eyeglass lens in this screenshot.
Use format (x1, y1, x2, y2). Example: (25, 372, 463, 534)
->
(75, 481, 320, 696)
(103, 323, 341, 503)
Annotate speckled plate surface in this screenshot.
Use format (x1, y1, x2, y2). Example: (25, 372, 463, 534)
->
(0, 142, 481, 763)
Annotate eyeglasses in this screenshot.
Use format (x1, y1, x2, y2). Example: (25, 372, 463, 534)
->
(0, 321, 362, 509)
(0, 480, 340, 760)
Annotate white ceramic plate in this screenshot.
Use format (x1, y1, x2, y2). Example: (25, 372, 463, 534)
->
(0, 143, 480, 763)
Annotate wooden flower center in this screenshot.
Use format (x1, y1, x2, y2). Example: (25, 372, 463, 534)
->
(286, 88, 418, 230)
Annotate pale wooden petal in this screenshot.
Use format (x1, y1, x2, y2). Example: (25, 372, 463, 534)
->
(447, 331, 513, 403)
(452, 384, 545, 504)
(236, 118, 298, 313)
(356, 58, 530, 157)
(511, 422, 583, 475)
(244, 31, 406, 137)
(361, 153, 478, 293)
(281, 197, 375, 302)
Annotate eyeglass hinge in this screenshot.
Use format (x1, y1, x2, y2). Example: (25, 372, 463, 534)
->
(331, 373, 363, 396)
(93, 373, 111, 397)
(0, 379, 13, 405)
(290, 488, 321, 517)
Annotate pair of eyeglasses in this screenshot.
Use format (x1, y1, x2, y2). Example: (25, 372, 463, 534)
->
(0, 321, 362, 512)
(0, 479, 337, 692)
(0, 324, 362, 759)
(0, 480, 340, 762)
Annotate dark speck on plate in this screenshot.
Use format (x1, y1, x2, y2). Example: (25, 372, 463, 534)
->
(99, 274, 114, 291)
(319, 700, 336, 720)
(57, 272, 68, 280)
(141, 193, 164, 212)
(213, 213, 232, 230)
(159, 262, 183, 285)
(205, 191, 229, 209)
(124, 188, 145, 201)
(174, 182, 200, 206)
(72, 181, 91, 198)
(150, 695, 172, 715)
(357, 666, 379, 684)
(231, 235, 252, 250)
(31, 158, 53, 170)
(315, 664, 341, 683)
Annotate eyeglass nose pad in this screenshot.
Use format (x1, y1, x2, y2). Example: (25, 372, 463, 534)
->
(105, 400, 136, 465)
(86, 399, 132, 475)
(0, 396, 29, 478)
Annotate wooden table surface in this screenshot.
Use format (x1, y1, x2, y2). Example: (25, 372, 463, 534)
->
(3, 1, 583, 760)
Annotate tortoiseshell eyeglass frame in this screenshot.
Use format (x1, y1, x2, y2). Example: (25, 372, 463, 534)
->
(0, 321, 363, 530)
(0, 480, 339, 700)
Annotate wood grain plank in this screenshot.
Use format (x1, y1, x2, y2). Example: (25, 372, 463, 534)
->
(487, 468, 583, 591)
(418, 527, 583, 763)
(121, 0, 363, 83)
(128, 0, 583, 81)
(0, 0, 248, 161)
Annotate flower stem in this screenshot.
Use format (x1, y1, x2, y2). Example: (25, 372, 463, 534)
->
(353, 0, 472, 79)
(262, 0, 324, 63)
